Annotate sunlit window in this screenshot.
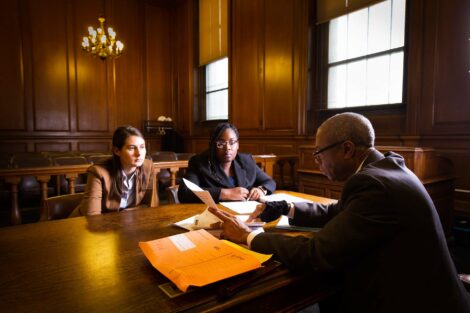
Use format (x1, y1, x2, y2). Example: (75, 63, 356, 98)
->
(205, 57, 228, 120)
(326, 0, 406, 108)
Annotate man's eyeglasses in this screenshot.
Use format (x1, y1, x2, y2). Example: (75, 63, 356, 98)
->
(312, 140, 346, 159)
(216, 140, 238, 149)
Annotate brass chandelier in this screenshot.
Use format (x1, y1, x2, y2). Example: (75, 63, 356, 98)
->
(81, 17, 124, 60)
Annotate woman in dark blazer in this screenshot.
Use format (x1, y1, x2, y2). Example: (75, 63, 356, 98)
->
(178, 123, 276, 203)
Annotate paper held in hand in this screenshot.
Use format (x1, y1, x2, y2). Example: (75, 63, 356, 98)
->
(176, 178, 223, 229)
(182, 178, 218, 209)
(177, 178, 265, 230)
(139, 229, 271, 292)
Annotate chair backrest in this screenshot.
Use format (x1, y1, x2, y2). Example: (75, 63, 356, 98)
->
(42, 151, 81, 158)
(41, 193, 84, 221)
(53, 156, 90, 192)
(88, 154, 112, 164)
(53, 156, 90, 166)
(151, 151, 177, 162)
(166, 185, 180, 204)
(11, 153, 52, 168)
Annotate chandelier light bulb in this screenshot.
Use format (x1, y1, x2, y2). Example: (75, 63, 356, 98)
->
(116, 41, 124, 52)
(81, 37, 89, 48)
(108, 28, 115, 39)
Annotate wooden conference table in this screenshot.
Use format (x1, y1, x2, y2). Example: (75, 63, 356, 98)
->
(0, 191, 338, 313)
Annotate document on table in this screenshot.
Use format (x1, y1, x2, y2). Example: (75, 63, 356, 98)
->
(173, 208, 221, 230)
(139, 229, 271, 292)
(174, 213, 264, 231)
(219, 201, 260, 214)
(261, 193, 313, 203)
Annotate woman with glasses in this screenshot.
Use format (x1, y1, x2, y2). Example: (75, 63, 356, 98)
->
(178, 122, 276, 203)
(73, 125, 157, 216)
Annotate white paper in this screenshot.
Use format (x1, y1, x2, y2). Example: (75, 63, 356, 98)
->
(261, 193, 313, 203)
(173, 215, 198, 231)
(183, 178, 218, 209)
(174, 213, 262, 231)
(182, 178, 204, 191)
(194, 208, 222, 229)
(169, 233, 196, 251)
(219, 201, 261, 214)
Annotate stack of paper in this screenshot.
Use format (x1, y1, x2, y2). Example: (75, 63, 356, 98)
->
(139, 229, 271, 292)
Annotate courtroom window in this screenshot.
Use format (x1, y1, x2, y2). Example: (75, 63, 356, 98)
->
(205, 57, 228, 120)
(324, 0, 406, 109)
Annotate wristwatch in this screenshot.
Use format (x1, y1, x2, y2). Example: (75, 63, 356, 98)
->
(257, 186, 267, 195)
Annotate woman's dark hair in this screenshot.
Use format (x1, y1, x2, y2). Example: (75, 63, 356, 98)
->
(208, 122, 239, 176)
(108, 125, 145, 198)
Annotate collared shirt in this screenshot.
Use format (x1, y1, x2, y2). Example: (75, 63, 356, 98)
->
(120, 170, 136, 209)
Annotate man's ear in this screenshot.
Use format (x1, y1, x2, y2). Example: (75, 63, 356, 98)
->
(342, 141, 356, 159)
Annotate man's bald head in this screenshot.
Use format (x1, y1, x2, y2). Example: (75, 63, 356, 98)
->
(318, 112, 375, 149)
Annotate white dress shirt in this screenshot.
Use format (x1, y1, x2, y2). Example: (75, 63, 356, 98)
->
(119, 170, 136, 209)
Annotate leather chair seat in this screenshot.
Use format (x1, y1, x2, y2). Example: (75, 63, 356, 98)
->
(41, 193, 84, 221)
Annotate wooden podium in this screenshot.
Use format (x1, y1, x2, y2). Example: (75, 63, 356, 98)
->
(297, 146, 455, 236)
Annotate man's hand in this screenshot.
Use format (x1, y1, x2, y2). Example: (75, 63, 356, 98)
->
(247, 201, 290, 223)
(220, 187, 249, 201)
(208, 207, 252, 244)
(246, 203, 266, 222)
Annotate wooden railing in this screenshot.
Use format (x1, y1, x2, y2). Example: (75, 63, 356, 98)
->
(0, 155, 298, 225)
(255, 155, 298, 189)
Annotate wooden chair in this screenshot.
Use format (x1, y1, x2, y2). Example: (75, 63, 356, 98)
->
(52, 156, 90, 194)
(151, 152, 177, 189)
(40, 192, 84, 221)
(11, 153, 55, 208)
(165, 185, 180, 204)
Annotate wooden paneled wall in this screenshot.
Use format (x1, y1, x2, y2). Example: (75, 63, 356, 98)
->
(0, 0, 175, 153)
(1, 0, 470, 215)
(231, 0, 308, 136)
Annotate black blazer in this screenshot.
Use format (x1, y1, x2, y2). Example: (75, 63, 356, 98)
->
(252, 149, 470, 313)
(178, 151, 276, 203)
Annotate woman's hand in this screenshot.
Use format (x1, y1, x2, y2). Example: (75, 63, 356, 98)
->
(246, 187, 265, 201)
(220, 187, 249, 201)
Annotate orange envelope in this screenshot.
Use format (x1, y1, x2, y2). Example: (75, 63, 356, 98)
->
(139, 229, 271, 292)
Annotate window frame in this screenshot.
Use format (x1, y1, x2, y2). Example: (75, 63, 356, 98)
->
(204, 57, 229, 121)
(196, 59, 230, 125)
(317, 0, 409, 114)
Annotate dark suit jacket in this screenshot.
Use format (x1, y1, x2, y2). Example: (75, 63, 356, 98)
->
(178, 151, 276, 203)
(251, 149, 470, 313)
